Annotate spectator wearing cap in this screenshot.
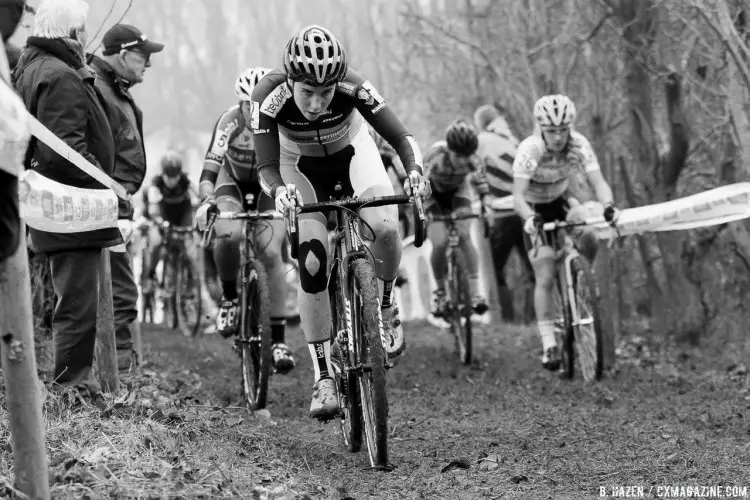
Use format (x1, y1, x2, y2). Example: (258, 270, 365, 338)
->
(86, 24, 163, 373)
(13, 0, 119, 404)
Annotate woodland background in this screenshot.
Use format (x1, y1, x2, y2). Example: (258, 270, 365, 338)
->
(11, 0, 750, 362)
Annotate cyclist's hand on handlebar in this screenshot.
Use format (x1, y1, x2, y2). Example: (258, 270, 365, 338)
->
(195, 199, 218, 231)
(274, 184, 303, 215)
(603, 203, 620, 224)
(404, 170, 430, 198)
(523, 214, 543, 235)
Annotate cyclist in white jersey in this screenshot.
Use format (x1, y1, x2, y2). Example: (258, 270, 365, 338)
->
(512, 95, 619, 371)
(194, 67, 295, 373)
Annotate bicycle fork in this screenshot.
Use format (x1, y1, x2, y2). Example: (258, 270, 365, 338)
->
(560, 250, 593, 329)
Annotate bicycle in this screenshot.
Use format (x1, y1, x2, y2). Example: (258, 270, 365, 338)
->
(536, 219, 605, 382)
(286, 183, 425, 470)
(201, 208, 282, 411)
(429, 207, 489, 365)
(146, 222, 202, 338)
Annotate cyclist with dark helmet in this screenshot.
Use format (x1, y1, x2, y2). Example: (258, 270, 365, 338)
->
(144, 150, 196, 288)
(423, 118, 492, 318)
(251, 25, 429, 419)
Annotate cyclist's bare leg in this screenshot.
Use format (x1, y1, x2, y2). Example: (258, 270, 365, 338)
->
(213, 197, 243, 299)
(453, 207, 481, 297)
(359, 183, 407, 356)
(427, 219, 449, 286)
(147, 225, 163, 280)
(212, 197, 243, 336)
(529, 244, 559, 368)
(255, 216, 295, 372)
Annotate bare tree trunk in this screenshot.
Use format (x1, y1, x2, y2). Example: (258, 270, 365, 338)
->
(0, 232, 51, 499)
(96, 249, 119, 393)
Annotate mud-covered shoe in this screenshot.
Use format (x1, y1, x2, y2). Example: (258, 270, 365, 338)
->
(471, 294, 489, 315)
(542, 345, 561, 371)
(309, 377, 339, 420)
(216, 297, 239, 338)
(381, 304, 405, 357)
(272, 343, 296, 374)
(431, 289, 447, 318)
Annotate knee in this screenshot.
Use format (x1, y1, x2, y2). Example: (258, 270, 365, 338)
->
(531, 248, 556, 289)
(214, 221, 242, 246)
(298, 238, 328, 294)
(260, 243, 283, 269)
(367, 217, 400, 246)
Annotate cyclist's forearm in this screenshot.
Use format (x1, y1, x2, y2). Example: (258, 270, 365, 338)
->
(512, 179, 535, 220)
(593, 181, 614, 207)
(199, 180, 215, 202)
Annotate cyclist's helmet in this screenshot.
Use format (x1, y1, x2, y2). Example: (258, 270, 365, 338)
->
(282, 25, 347, 86)
(160, 150, 182, 176)
(445, 119, 479, 156)
(234, 66, 271, 101)
(534, 94, 576, 128)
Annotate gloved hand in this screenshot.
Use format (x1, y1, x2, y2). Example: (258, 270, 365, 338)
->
(404, 170, 431, 198)
(275, 184, 303, 214)
(603, 204, 620, 224)
(195, 199, 218, 231)
(523, 214, 543, 235)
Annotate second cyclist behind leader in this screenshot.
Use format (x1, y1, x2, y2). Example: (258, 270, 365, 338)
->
(512, 94, 619, 371)
(251, 25, 430, 419)
(194, 66, 295, 374)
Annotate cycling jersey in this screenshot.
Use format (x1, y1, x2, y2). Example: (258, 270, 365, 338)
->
(512, 130, 600, 204)
(147, 174, 193, 224)
(251, 68, 423, 197)
(423, 141, 481, 193)
(202, 105, 256, 185)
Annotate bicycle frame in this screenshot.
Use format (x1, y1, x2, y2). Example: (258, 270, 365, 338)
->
(429, 212, 482, 306)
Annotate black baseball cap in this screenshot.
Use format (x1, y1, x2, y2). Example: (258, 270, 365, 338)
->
(102, 24, 164, 56)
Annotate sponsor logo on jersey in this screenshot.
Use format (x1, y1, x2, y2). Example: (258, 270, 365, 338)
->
(251, 101, 260, 129)
(372, 102, 385, 114)
(358, 80, 384, 108)
(260, 84, 290, 118)
(338, 81, 356, 96)
(322, 113, 344, 123)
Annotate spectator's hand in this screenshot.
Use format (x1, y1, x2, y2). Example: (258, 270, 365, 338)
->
(603, 204, 620, 224)
(195, 200, 218, 231)
(523, 214, 543, 235)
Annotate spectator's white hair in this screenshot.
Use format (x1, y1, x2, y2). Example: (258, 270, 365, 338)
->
(33, 0, 89, 39)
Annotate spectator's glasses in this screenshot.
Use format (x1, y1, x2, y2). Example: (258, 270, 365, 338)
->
(123, 49, 151, 64)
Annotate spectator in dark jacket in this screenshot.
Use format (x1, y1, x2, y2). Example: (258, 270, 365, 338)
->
(13, 0, 120, 402)
(87, 24, 163, 372)
(0, 0, 27, 263)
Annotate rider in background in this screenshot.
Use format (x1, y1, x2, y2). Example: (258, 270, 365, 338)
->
(252, 25, 429, 419)
(193, 67, 295, 373)
(424, 119, 491, 318)
(144, 150, 197, 292)
(512, 94, 618, 370)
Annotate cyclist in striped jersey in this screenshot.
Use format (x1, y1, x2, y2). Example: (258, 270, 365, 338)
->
(474, 104, 535, 322)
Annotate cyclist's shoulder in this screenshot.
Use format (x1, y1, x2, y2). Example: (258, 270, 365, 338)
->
(214, 105, 242, 131)
(477, 129, 516, 156)
(335, 67, 366, 97)
(424, 140, 449, 165)
(516, 134, 545, 158)
(568, 130, 594, 149)
(251, 69, 289, 117)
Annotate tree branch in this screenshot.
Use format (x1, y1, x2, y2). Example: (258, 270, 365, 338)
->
(661, 71, 690, 194)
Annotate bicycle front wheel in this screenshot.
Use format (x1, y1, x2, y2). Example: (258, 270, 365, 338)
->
(176, 253, 202, 338)
(568, 256, 603, 382)
(350, 259, 389, 469)
(238, 259, 272, 410)
(448, 250, 472, 365)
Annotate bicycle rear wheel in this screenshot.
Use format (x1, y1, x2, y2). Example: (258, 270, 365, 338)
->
(568, 256, 603, 382)
(448, 251, 472, 365)
(351, 259, 389, 469)
(176, 253, 202, 338)
(238, 259, 272, 410)
(555, 282, 575, 381)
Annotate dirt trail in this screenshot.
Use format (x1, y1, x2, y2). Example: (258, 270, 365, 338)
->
(140, 317, 750, 499)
